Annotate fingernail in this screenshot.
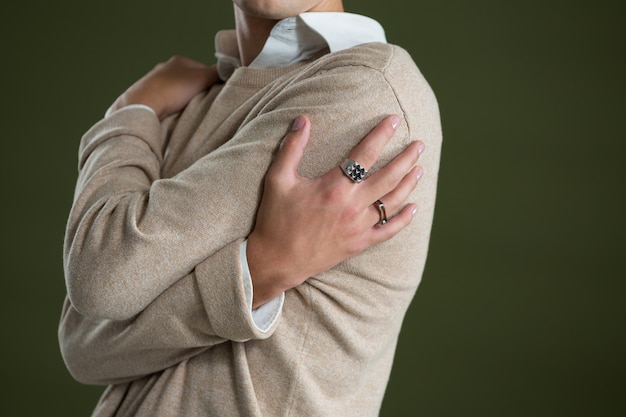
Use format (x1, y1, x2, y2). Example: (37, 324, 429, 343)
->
(417, 141, 425, 155)
(391, 116, 401, 130)
(412, 205, 418, 216)
(291, 115, 305, 131)
(415, 167, 424, 180)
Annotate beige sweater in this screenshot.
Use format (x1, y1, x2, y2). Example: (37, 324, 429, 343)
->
(59, 42, 442, 416)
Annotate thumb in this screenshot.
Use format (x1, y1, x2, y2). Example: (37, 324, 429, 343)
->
(270, 115, 311, 179)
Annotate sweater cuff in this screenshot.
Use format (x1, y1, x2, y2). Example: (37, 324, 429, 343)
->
(195, 239, 282, 342)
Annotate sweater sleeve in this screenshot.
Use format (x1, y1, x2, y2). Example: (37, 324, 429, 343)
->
(60, 103, 285, 384)
(65, 102, 295, 322)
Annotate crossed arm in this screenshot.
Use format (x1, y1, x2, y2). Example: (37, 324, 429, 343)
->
(60, 55, 426, 384)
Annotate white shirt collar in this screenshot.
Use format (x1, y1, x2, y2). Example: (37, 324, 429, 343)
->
(215, 12, 386, 80)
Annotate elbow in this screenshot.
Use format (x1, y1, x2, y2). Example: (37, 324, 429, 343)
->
(67, 288, 142, 322)
(60, 348, 103, 386)
(65, 261, 144, 321)
(58, 299, 138, 386)
(60, 343, 118, 386)
(58, 311, 108, 386)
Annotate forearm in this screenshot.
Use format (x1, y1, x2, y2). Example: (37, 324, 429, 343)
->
(59, 239, 281, 385)
(58, 280, 221, 386)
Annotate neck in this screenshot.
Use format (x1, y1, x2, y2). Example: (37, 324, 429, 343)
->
(234, 1, 344, 67)
(234, 8, 279, 66)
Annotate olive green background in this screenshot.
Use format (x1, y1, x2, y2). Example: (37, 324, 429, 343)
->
(2, 0, 624, 416)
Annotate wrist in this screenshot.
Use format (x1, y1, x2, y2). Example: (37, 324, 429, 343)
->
(107, 85, 168, 120)
(246, 233, 296, 309)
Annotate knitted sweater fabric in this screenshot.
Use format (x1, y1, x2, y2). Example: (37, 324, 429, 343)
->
(59, 42, 442, 417)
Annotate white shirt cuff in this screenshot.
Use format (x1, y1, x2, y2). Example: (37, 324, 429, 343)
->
(105, 104, 157, 118)
(239, 240, 284, 333)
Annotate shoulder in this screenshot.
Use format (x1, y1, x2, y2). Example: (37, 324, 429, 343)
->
(301, 43, 437, 107)
(303, 42, 441, 145)
(307, 43, 423, 83)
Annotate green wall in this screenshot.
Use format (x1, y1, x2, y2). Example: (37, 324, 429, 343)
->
(2, 0, 624, 415)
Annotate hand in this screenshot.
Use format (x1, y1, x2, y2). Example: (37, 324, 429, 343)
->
(247, 115, 425, 308)
(105, 55, 220, 120)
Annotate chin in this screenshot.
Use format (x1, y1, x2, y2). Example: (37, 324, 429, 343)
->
(233, 0, 332, 20)
(233, 0, 296, 19)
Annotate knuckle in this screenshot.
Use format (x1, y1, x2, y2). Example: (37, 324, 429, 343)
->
(264, 169, 283, 188)
(322, 183, 347, 205)
(280, 135, 298, 151)
(156, 55, 183, 70)
(408, 142, 421, 163)
(383, 168, 403, 188)
(168, 54, 184, 63)
(165, 55, 192, 68)
(350, 236, 369, 256)
(346, 246, 360, 258)
(341, 204, 361, 222)
(361, 144, 378, 167)
(381, 169, 405, 192)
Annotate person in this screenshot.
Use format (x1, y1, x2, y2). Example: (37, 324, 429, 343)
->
(58, 0, 442, 415)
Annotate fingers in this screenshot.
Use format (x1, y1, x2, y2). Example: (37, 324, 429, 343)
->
(361, 139, 423, 204)
(368, 166, 423, 226)
(190, 63, 220, 91)
(162, 56, 217, 96)
(345, 115, 401, 171)
(322, 113, 424, 228)
(272, 114, 420, 228)
(266, 116, 311, 184)
(338, 115, 423, 200)
(105, 55, 219, 121)
(367, 202, 418, 243)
